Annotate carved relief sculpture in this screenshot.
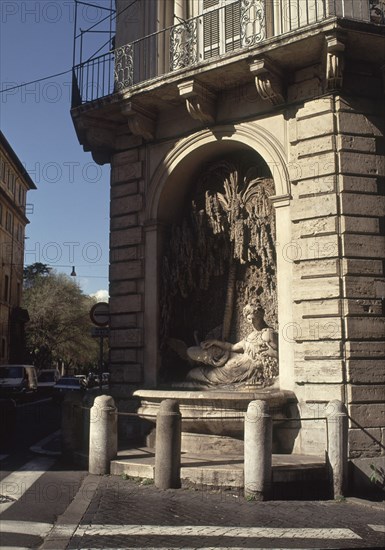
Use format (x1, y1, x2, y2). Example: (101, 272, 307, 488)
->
(160, 157, 278, 388)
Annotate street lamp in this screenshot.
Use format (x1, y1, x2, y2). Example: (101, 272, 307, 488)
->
(70, 266, 77, 277)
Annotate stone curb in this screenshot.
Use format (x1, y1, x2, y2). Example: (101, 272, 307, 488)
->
(347, 496, 385, 512)
(38, 473, 101, 550)
(30, 430, 62, 457)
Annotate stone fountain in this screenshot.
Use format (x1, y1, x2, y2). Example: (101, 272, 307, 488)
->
(134, 159, 297, 456)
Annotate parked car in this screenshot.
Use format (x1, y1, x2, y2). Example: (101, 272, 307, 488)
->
(0, 364, 37, 399)
(37, 368, 61, 395)
(52, 376, 86, 402)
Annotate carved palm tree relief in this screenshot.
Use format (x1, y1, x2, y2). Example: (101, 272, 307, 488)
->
(160, 156, 277, 385)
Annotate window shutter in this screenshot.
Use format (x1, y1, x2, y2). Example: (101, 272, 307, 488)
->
(225, 0, 241, 52)
(203, 9, 220, 59)
(203, 0, 220, 9)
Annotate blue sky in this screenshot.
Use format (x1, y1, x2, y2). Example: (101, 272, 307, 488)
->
(0, 0, 115, 297)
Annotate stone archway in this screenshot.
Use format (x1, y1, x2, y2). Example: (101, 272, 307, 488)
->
(144, 124, 294, 390)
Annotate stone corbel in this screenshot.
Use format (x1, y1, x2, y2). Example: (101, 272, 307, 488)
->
(122, 101, 156, 141)
(249, 58, 284, 106)
(325, 33, 345, 91)
(72, 115, 115, 165)
(178, 80, 216, 124)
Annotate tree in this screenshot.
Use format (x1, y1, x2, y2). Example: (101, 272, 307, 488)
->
(22, 269, 99, 371)
(23, 262, 51, 288)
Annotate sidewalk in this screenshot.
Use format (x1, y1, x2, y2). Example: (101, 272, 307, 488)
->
(35, 432, 385, 550)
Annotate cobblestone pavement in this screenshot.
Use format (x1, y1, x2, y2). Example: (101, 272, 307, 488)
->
(64, 476, 385, 549)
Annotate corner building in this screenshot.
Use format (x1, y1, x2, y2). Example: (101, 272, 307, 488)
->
(71, 1, 385, 490)
(0, 132, 36, 363)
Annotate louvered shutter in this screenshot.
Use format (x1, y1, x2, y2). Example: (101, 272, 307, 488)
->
(224, 0, 241, 52)
(202, 0, 241, 60)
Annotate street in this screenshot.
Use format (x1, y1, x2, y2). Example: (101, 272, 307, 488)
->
(0, 396, 87, 549)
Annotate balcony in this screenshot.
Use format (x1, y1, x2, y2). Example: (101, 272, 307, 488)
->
(72, 0, 384, 108)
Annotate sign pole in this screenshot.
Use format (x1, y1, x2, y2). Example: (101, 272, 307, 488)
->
(99, 335, 104, 393)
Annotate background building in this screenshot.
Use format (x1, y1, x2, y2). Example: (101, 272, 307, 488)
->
(72, 0, 385, 492)
(0, 132, 36, 363)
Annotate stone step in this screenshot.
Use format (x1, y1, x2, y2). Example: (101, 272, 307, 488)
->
(110, 447, 327, 490)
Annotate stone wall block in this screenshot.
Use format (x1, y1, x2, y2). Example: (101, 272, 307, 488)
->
(340, 194, 385, 217)
(342, 259, 383, 276)
(294, 384, 344, 402)
(345, 317, 385, 340)
(289, 152, 336, 182)
(111, 181, 139, 198)
(294, 360, 343, 383)
(343, 235, 385, 258)
(339, 175, 378, 193)
(110, 246, 139, 263)
(344, 276, 384, 299)
(296, 235, 339, 261)
(349, 404, 385, 429)
(109, 281, 137, 296)
(109, 328, 143, 347)
(109, 349, 137, 363)
(109, 261, 142, 281)
(110, 194, 143, 217)
(341, 216, 379, 234)
(344, 298, 383, 316)
(291, 194, 337, 221)
(110, 364, 143, 384)
(292, 277, 340, 301)
(294, 259, 339, 278)
(110, 214, 138, 230)
(109, 294, 142, 314)
(296, 176, 336, 197)
(337, 135, 376, 153)
(110, 227, 143, 248)
(113, 149, 139, 166)
(347, 385, 385, 404)
(294, 299, 340, 318)
(296, 135, 335, 158)
(294, 341, 342, 361)
(293, 113, 335, 142)
(338, 113, 383, 136)
(293, 318, 342, 341)
(295, 97, 334, 118)
(111, 161, 143, 184)
(292, 217, 337, 238)
(347, 360, 385, 384)
(349, 428, 382, 458)
(345, 341, 385, 358)
(339, 152, 384, 177)
(109, 314, 138, 329)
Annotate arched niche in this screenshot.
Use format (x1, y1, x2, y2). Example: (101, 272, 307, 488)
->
(144, 124, 294, 390)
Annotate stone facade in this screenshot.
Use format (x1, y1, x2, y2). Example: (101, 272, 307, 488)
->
(71, 0, 385, 486)
(0, 132, 36, 363)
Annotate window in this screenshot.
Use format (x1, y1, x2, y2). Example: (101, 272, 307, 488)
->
(202, 0, 240, 60)
(3, 275, 9, 302)
(5, 211, 13, 234)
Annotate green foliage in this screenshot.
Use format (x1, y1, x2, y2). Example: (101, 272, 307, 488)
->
(22, 269, 98, 370)
(369, 464, 385, 490)
(23, 262, 51, 287)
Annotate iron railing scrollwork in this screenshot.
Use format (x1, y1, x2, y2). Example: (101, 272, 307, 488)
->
(170, 19, 199, 70)
(71, 0, 384, 107)
(240, 0, 266, 46)
(114, 44, 134, 90)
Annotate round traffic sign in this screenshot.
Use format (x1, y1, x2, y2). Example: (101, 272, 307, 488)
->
(90, 302, 109, 327)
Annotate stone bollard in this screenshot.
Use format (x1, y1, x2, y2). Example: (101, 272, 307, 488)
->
(89, 395, 118, 475)
(326, 399, 348, 499)
(61, 392, 83, 460)
(155, 399, 181, 489)
(244, 400, 272, 501)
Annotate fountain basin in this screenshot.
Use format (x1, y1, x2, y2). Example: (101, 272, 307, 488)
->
(134, 388, 296, 453)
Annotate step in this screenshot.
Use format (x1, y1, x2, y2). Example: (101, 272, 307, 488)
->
(110, 447, 327, 489)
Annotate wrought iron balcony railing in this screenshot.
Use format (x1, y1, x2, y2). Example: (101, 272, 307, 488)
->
(72, 0, 384, 107)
